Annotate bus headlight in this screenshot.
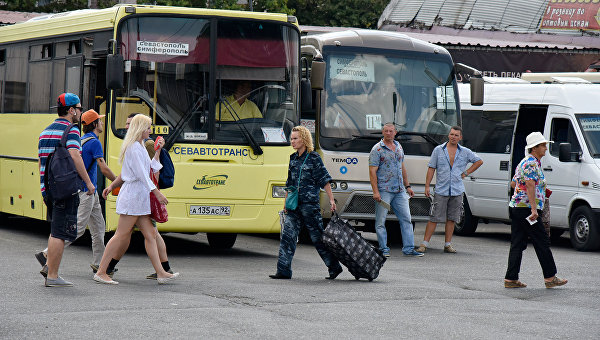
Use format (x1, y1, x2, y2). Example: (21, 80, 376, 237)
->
(330, 181, 337, 190)
(340, 182, 348, 190)
(272, 186, 287, 198)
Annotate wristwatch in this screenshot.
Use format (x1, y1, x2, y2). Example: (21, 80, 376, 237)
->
(463, 171, 469, 176)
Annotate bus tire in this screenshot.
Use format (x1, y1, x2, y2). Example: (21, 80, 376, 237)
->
(569, 206, 600, 251)
(298, 227, 312, 244)
(207, 233, 237, 249)
(454, 196, 478, 236)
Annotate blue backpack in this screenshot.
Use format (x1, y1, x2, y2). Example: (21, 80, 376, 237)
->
(158, 148, 175, 189)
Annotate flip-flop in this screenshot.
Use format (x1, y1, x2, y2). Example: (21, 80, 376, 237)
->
(545, 276, 568, 288)
(504, 280, 527, 288)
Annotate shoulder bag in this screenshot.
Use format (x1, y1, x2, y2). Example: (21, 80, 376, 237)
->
(285, 153, 309, 211)
(149, 170, 168, 223)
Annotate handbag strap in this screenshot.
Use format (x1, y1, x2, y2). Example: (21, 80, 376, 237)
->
(296, 152, 309, 188)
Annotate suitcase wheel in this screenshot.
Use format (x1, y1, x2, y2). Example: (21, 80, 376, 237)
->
(354, 276, 359, 281)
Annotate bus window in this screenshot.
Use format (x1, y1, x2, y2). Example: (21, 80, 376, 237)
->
(5, 45, 27, 113)
(551, 118, 581, 157)
(320, 52, 457, 154)
(214, 19, 298, 144)
(115, 16, 211, 140)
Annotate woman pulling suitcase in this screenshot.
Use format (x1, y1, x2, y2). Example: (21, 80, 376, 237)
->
(269, 126, 343, 280)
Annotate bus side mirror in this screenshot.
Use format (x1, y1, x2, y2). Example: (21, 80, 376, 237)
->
(301, 79, 312, 112)
(470, 76, 484, 106)
(106, 54, 124, 90)
(559, 142, 579, 162)
(310, 60, 325, 90)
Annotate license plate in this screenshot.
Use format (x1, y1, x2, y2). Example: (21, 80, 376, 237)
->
(189, 205, 230, 216)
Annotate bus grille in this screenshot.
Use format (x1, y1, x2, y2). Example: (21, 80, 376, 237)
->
(343, 195, 431, 217)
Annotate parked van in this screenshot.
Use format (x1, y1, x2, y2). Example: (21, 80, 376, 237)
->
(457, 74, 600, 251)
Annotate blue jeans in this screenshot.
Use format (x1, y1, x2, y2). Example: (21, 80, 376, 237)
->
(375, 191, 415, 254)
(276, 203, 342, 278)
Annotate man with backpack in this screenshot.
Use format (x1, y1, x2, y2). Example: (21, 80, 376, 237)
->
(37, 93, 95, 287)
(35, 110, 117, 277)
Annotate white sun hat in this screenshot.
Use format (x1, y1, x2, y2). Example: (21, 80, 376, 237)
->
(525, 131, 553, 150)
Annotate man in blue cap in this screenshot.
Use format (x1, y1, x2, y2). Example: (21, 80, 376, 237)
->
(36, 93, 95, 287)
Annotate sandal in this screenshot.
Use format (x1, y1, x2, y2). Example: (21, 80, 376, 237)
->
(504, 280, 527, 288)
(545, 276, 568, 288)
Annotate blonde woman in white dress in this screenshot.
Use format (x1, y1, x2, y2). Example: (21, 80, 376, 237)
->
(94, 114, 179, 284)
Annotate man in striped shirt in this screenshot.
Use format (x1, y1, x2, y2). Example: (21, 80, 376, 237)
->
(37, 93, 95, 287)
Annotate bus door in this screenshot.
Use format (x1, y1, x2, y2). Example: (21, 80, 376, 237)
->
(462, 106, 517, 220)
(544, 109, 583, 227)
(510, 104, 548, 196)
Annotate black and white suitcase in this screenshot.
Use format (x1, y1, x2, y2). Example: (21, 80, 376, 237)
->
(322, 214, 386, 281)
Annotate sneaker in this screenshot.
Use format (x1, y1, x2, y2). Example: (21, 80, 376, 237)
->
(444, 244, 457, 253)
(40, 265, 48, 278)
(146, 269, 173, 280)
(403, 249, 424, 257)
(90, 264, 118, 278)
(35, 251, 47, 266)
(45, 276, 73, 287)
(416, 244, 427, 253)
(382, 251, 390, 258)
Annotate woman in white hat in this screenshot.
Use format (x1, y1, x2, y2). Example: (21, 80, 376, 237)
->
(504, 132, 567, 289)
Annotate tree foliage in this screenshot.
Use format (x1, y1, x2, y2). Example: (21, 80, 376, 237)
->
(1, 0, 385, 28)
(288, 0, 387, 28)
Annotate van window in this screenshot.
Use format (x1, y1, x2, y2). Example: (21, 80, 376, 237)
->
(550, 118, 581, 158)
(461, 110, 516, 153)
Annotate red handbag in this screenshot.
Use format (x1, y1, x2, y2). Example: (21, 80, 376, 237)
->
(149, 171, 168, 223)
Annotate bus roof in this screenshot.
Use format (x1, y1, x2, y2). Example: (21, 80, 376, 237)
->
(301, 29, 451, 57)
(0, 5, 293, 44)
(458, 82, 600, 114)
(521, 72, 600, 84)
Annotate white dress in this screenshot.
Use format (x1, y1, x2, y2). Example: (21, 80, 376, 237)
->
(116, 141, 162, 215)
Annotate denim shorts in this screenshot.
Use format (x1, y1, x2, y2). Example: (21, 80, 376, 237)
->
(429, 194, 463, 223)
(46, 194, 79, 242)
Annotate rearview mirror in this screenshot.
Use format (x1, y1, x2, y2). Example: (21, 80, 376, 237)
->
(310, 60, 325, 90)
(470, 76, 484, 106)
(559, 143, 573, 162)
(106, 54, 124, 90)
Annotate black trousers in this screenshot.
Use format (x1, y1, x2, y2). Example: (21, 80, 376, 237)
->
(505, 207, 557, 280)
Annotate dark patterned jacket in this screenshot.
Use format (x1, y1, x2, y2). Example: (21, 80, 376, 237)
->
(286, 151, 332, 205)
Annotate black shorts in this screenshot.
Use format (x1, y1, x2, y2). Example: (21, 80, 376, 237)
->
(45, 194, 79, 242)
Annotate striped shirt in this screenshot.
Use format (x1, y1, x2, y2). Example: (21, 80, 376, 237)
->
(38, 118, 81, 197)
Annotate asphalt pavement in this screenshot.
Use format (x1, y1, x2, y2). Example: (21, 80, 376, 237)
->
(1, 214, 599, 339)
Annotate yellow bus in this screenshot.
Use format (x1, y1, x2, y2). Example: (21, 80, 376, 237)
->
(0, 5, 303, 248)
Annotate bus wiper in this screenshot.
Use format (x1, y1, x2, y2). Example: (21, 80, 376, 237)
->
(335, 134, 381, 147)
(396, 131, 440, 146)
(219, 96, 263, 156)
(164, 95, 207, 151)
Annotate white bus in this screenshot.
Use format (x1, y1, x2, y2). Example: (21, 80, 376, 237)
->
(458, 73, 600, 251)
(301, 29, 482, 239)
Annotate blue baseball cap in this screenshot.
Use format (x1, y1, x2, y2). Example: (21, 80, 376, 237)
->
(57, 93, 80, 107)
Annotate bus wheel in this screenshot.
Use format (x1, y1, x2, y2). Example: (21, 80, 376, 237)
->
(454, 196, 478, 236)
(207, 233, 237, 249)
(298, 227, 312, 244)
(569, 206, 600, 251)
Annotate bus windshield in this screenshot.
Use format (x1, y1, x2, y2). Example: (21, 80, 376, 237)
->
(320, 52, 457, 154)
(114, 16, 299, 145)
(577, 114, 600, 158)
